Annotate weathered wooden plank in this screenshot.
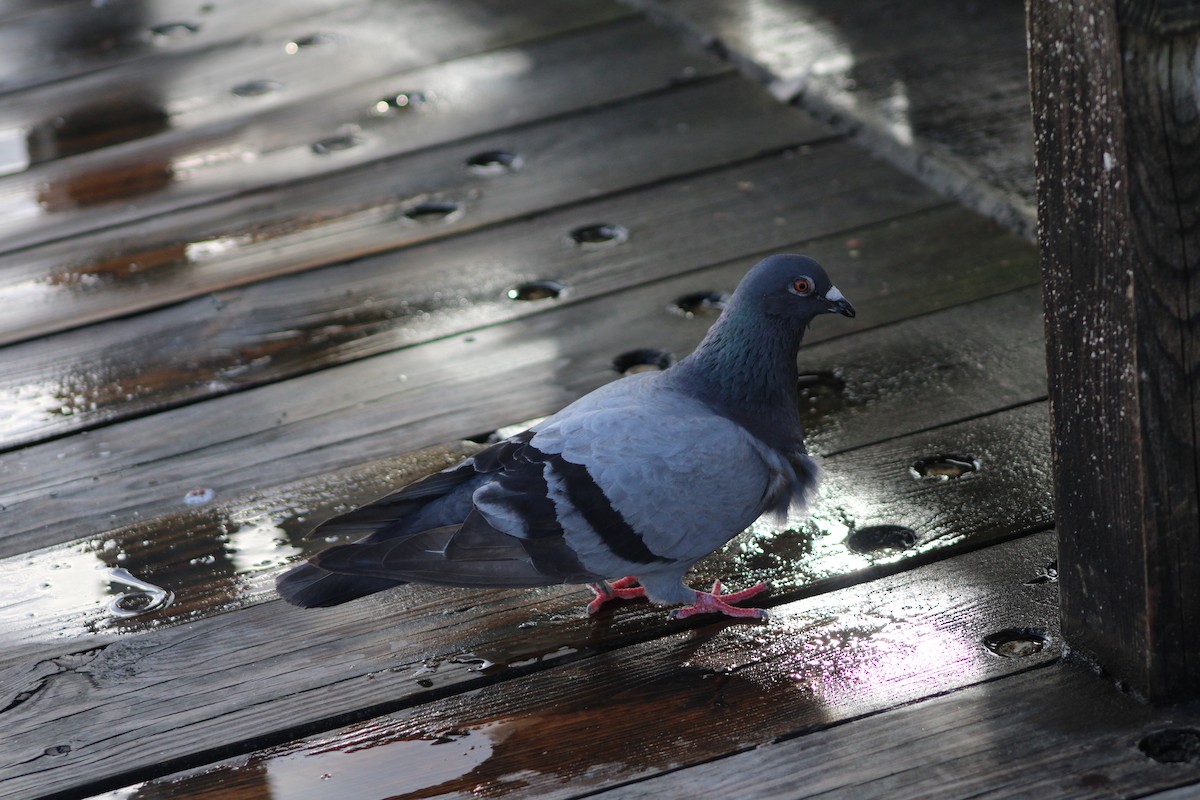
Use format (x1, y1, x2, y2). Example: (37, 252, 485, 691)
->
(592, 663, 1200, 800)
(0, 74, 830, 342)
(0, 246, 1044, 557)
(1029, 0, 1200, 701)
(1, 531, 1060, 800)
(1, 12, 696, 236)
(0, 2, 636, 168)
(0, 306, 1051, 648)
(626, 0, 1036, 234)
(0, 157, 1037, 450)
(0, 0, 349, 95)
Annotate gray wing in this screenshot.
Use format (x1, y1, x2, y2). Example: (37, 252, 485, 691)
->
(527, 374, 813, 576)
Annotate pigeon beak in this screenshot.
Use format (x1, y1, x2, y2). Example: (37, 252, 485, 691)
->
(824, 285, 855, 318)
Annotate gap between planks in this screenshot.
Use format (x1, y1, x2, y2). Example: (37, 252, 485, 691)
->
(32, 530, 1064, 800)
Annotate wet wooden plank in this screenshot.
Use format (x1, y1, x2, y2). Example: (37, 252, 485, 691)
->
(0, 0, 349, 94)
(1, 12, 691, 230)
(0, 244, 1044, 557)
(1031, 0, 1200, 702)
(0, 154, 1039, 450)
(628, 0, 1036, 234)
(0, 287, 1051, 642)
(0, 2, 635, 169)
(597, 663, 1200, 800)
(0, 530, 1060, 799)
(0, 74, 829, 341)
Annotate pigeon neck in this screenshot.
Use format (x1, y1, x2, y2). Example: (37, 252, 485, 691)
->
(668, 307, 808, 448)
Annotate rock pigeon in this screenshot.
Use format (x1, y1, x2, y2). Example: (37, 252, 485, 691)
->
(277, 254, 854, 620)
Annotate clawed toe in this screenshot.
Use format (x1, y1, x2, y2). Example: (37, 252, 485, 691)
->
(669, 580, 771, 621)
(586, 577, 647, 615)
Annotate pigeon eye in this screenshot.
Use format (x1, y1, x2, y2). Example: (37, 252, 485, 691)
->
(791, 277, 814, 296)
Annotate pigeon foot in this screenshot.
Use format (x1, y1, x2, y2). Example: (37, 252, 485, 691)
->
(586, 576, 647, 615)
(669, 580, 770, 621)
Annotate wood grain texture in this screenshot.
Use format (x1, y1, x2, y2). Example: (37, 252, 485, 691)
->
(0, 529, 1060, 800)
(0, 156, 1038, 449)
(594, 658, 1200, 800)
(0, 75, 829, 344)
(0, 0, 347, 94)
(0, 12, 700, 250)
(627, 0, 1036, 234)
(0, 252, 1043, 558)
(0, 328, 1051, 648)
(1030, 0, 1200, 700)
(0, 4, 639, 167)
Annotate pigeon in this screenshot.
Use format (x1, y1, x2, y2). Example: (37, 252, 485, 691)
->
(277, 254, 854, 620)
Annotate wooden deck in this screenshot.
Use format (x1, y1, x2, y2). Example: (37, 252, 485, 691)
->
(2, 1, 1199, 798)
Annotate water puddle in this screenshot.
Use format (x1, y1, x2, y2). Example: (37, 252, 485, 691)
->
(0, 443, 477, 645)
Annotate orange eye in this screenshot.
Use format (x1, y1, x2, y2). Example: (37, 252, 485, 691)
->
(792, 277, 813, 295)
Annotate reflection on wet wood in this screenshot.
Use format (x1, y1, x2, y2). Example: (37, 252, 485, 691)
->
(1, 2, 635, 167)
(4, 0, 1163, 798)
(0, 75, 827, 342)
(38, 533, 1059, 800)
(630, 0, 1036, 233)
(0, 395, 1051, 649)
(0, 267, 1042, 558)
(0, 399, 1053, 797)
(602, 663, 1200, 800)
(0, 169, 1035, 449)
(0, 14, 706, 250)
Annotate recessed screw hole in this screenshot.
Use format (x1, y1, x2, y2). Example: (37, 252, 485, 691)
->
(372, 91, 427, 115)
(797, 371, 846, 406)
(982, 627, 1048, 658)
(310, 133, 362, 155)
(507, 280, 566, 302)
(232, 80, 282, 98)
(911, 454, 980, 481)
(846, 524, 917, 554)
(286, 33, 335, 53)
(669, 290, 729, 318)
(149, 21, 200, 43)
(1025, 559, 1058, 585)
(613, 348, 674, 375)
(1140, 729, 1200, 763)
(570, 224, 628, 247)
(403, 201, 461, 223)
(466, 150, 523, 175)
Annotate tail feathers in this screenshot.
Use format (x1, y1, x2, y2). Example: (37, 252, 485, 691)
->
(275, 561, 406, 608)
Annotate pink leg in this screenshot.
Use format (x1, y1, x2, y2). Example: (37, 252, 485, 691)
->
(586, 576, 647, 615)
(669, 580, 771, 621)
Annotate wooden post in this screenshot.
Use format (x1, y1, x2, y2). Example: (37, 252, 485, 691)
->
(1028, 0, 1200, 701)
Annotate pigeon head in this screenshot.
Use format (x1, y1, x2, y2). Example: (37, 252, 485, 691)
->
(734, 254, 855, 322)
(664, 254, 853, 447)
